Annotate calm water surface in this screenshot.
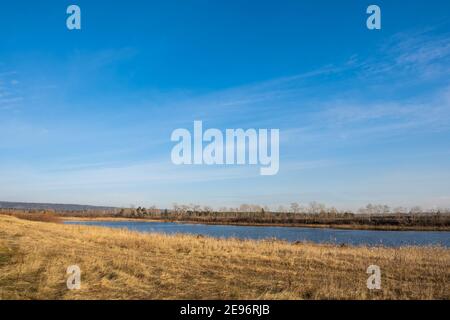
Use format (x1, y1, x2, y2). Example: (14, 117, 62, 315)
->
(64, 220, 450, 247)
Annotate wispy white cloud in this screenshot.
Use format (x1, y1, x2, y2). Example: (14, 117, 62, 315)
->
(0, 70, 23, 111)
(357, 29, 450, 82)
(2, 29, 450, 209)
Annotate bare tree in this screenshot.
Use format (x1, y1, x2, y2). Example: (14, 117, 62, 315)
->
(290, 202, 300, 213)
(410, 206, 423, 214)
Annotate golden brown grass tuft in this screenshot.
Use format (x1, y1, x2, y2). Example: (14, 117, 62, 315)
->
(3, 211, 62, 224)
(0, 215, 448, 300)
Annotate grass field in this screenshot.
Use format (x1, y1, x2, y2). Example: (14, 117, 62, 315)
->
(0, 215, 448, 300)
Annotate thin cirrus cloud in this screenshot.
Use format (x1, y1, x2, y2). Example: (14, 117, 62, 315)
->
(0, 71, 23, 111)
(1, 28, 450, 209)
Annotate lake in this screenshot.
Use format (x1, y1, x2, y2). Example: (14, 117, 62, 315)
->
(64, 220, 450, 247)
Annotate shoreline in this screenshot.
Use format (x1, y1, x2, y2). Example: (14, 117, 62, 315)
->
(61, 216, 450, 232)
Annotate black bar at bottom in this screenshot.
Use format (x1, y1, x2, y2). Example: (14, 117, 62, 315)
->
(0, 300, 446, 318)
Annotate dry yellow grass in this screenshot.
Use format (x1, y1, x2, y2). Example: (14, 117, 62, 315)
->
(0, 214, 448, 300)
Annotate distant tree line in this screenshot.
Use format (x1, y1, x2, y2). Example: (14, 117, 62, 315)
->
(1, 202, 449, 228)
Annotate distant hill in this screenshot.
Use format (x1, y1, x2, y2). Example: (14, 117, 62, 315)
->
(0, 201, 117, 211)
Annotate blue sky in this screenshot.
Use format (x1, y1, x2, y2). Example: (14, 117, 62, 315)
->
(1, 0, 450, 210)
